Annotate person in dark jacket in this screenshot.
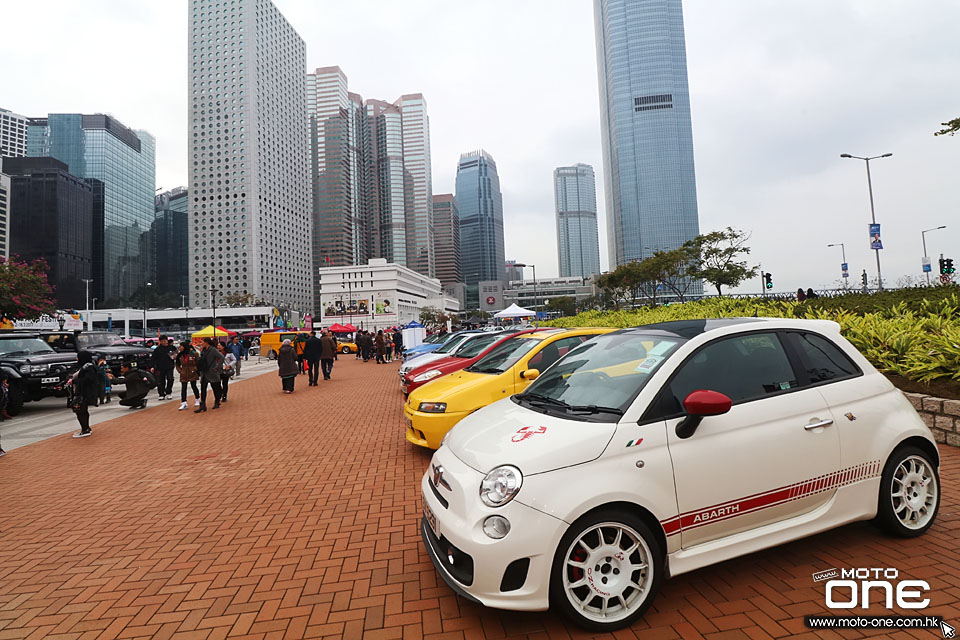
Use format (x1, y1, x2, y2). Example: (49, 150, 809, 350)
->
(374, 330, 386, 364)
(176, 341, 201, 410)
(392, 329, 403, 360)
(277, 339, 298, 393)
(319, 330, 338, 380)
(196, 337, 224, 412)
(360, 331, 373, 362)
(96, 356, 112, 404)
(70, 351, 103, 438)
(151, 335, 178, 400)
(108, 361, 156, 410)
(303, 331, 323, 386)
(293, 332, 309, 374)
(228, 336, 244, 377)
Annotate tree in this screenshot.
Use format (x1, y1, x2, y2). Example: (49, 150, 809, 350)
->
(223, 292, 256, 306)
(0, 257, 57, 319)
(934, 116, 960, 137)
(544, 296, 576, 317)
(689, 227, 758, 296)
(596, 268, 632, 310)
(419, 306, 450, 327)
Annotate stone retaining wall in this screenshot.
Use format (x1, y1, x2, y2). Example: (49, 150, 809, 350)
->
(903, 392, 960, 447)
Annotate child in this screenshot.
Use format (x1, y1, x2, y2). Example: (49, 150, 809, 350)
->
(97, 357, 112, 404)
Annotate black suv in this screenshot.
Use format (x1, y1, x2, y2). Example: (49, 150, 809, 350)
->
(0, 333, 78, 415)
(40, 331, 153, 375)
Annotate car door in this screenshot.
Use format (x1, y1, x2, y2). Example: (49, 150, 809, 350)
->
(513, 335, 587, 393)
(655, 331, 841, 548)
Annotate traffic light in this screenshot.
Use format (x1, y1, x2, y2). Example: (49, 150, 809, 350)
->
(763, 272, 773, 289)
(940, 257, 947, 274)
(861, 270, 868, 286)
(944, 258, 955, 275)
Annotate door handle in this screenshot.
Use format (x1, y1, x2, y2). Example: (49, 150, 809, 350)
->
(804, 419, 834, 430)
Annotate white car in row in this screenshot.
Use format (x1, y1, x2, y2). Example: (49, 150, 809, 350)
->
(420, 318, 940, 631)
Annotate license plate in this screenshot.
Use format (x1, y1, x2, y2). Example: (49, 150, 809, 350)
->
(424, 502, 438, 538)
(41, 376, 60, 384)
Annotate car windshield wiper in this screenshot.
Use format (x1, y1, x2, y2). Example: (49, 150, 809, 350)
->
(567, 404, 625, 416)
(1, 350, 30, 356)
(468, 366, 504, 374)
(522, 393, 572, 410)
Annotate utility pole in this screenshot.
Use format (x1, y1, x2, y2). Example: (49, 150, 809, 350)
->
(82, 279, 94, 330)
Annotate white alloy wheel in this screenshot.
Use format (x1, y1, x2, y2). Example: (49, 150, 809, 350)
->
(890, 455, 938, 530)
(552, 511, 662, 631)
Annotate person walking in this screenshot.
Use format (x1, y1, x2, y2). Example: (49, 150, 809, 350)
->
(361, 331, 373, 362)
(176, 341, 201, 410)
(242, 336, 252, 361)
(108, 361, 156, 409)
(70, 351, 102, 438)
(217, 342, 236, 402)
(196, 337, 224, 412)
(375, 330, 386, 364)
(228, 336, 244, 377)
(277, 338, 298, 393)
(96, 356, 112, 404)
(355, 331, 362, 360)
(320, 330, 338, 380)
(303, 330, 323, 386)
(392, 328, 404, 360)
(151, 335, 178, 400)
(293, 332, 309, 374)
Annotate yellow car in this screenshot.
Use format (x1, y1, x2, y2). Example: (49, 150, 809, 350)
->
(404, 328, 614, 449)
(337, 341, 358, 354)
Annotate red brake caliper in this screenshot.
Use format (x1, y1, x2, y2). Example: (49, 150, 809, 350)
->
(570, 547, 586, 582)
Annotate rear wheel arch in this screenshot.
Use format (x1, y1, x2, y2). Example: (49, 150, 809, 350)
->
(893, 436, 939, 468)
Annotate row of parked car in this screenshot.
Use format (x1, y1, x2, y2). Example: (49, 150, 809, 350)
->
(397, 319, 941, 631)
(0, 331, 152, 415)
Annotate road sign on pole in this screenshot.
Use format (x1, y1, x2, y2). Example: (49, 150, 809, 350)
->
(841, 262, 849, 278)
(922, 256, 932, 273)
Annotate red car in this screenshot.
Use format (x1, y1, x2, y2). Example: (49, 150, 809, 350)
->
(402, 329, 548, 396)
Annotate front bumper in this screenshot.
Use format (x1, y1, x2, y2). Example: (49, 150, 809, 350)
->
(419, 447, 564, 611)
(404, 403, 467, 449)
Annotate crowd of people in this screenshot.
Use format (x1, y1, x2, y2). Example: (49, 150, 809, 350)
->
(352, 328, 404, 363)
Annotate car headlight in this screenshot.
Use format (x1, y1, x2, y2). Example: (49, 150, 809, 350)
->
(19, 364, 32, 374)
(480, 465, 523, 507)
(21, 364, 48, 375)
(412, 369, 442, 383)
(418, 402, 447, 413)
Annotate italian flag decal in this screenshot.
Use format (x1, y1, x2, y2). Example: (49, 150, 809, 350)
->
(625, 438, 643, 448)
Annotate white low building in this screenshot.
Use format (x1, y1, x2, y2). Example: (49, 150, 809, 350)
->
(318, 258, 460, 330)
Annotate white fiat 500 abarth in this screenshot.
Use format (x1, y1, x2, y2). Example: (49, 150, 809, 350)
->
(419, 318, 940, 631)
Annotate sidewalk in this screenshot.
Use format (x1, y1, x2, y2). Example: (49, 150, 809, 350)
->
(0, 357, 957, 639)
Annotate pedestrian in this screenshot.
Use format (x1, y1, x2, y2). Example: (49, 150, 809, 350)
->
(242, 336, 252, 360)
(96, 356, 112, 404)
(69, 351, 102, 438)
(151, 334, 178, 400)
(362, 331, 373, 362)
(228, 335, 244, 377)
(217, 342, 236, 402)
(392, 328, 404, 360)
(355, 331, 362, 360)
(806, 287, 819, 300)
(195, 337, 224, 412)
(108, 361, 156, 410)
(176, 341, 201, 411)
(375, 330, 386, 364)
(277, 338, 298, 393)
(303, 330, 322, 386)
(797, 288, 806, 302)
(293, 332, 309, 374)
(320, 330, 338, 380)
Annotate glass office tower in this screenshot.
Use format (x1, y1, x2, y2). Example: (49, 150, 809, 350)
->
(455, 150, 505, 288)
(554, 163, 601, 278)
(28, 114, 155, 302)
(594, 0, 700, 277)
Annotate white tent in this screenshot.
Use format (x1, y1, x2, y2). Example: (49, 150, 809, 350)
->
(494, 303, 536, 319)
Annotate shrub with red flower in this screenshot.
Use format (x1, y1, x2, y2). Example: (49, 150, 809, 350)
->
(0, 256, 57, 320)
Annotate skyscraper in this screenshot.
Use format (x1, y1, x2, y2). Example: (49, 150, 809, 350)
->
(27, 113, 155, 302)
(154, 187, 190, 305)
(554, 163, 601, 278)
(5, 157, 94, 309)
(0, 162, 10, 260)
(306, 67, 436, 287)
(0, 108, 28, 158)
(189, 0, 313, 313)
(456, 150, 505, 289)
(432, 194, 461, 286)
(594, 0, 700, 271)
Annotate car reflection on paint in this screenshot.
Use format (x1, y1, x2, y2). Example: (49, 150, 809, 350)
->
(419, 318, 940, 632)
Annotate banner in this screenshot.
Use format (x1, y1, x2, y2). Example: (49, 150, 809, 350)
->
(869, 224, 883, 250)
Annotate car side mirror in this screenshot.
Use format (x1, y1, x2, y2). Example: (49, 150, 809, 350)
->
(521, 368, 540, 380)
(675, 390, 732, 439)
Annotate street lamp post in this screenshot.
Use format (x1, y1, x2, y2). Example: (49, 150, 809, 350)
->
(840, 152, 892, 291)
(82, 278, 94, 330)
(921, 226, 947, 286)
(143, 282, 152, 338)
(827, 243, 848, 288)
(510, 263, 537, 315)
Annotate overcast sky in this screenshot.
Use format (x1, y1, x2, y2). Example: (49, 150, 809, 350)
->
(3, 1, 958, 291)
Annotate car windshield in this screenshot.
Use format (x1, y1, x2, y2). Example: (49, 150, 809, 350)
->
(466, 336, 543, 374)
(0, 337, 56, 356)
(424, 334, 445, 344)
(453, 333, 503, 358)
(516, 332, 685, 421)
(434, 333, 473, 354)
(77, 334, 126, 348)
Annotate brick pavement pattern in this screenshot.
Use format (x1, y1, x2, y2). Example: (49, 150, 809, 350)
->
(0, 357, 958, 640)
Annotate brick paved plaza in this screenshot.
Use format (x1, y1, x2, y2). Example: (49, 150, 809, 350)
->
(1, 358, 958, 639)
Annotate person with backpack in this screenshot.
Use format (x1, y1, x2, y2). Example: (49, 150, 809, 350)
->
(69, 351, 103, 437)
(108, 361, 156, 410)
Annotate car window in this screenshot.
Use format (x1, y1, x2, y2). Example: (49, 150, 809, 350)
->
(655, 332, 797, 417)
(0, 338, 56, 356)
(526, 336, 588, 372)
(435, 334, 472, 354)
(453, 333, 501, 358)
(786, 332, 860, 384)
(466, 336, 541, 374)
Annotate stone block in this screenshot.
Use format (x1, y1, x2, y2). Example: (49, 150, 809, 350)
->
(903, 392, 925, 411)
(943, 399, 960, 417)
(947, 432, 960, 448)
(921, 397, 943, 412)
(935, 415, 955, 431)
(933, 429, 946, 444)
(920, 413, 935, 428)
